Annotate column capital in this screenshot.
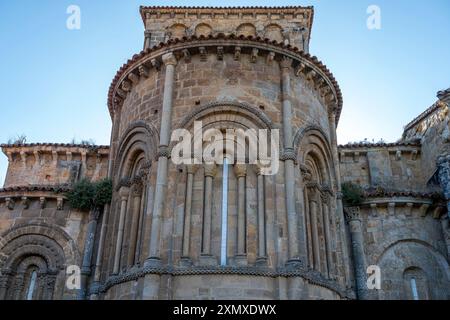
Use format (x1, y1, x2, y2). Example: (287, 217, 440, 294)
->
(344, 206, 361, 222)
(234, 164, 247, 178)
(119, 186, 130, 200)
(162, 52, 178, 66)
(186, 164, 199, 175)
(280, 56, 293, 70)
(204, 163, 217, 177)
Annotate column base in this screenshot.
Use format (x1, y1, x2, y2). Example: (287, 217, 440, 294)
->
(144, 257, 162, 268)
(256, 256, 268, 267)
(233, 254, 248, 266)
(285, 258, 303, 269)
(180, 257, 193, 267)
(199, 254, 217, 266)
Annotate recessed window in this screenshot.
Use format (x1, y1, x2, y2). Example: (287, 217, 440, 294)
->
(220, 157, 229, 266)
(26, 270, 38, 300)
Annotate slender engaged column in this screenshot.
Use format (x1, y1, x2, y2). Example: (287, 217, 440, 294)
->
(345, 207, 368, 300)
(321, 196, 334, 279)
(127, 183, 143, 267)
(280, 57, 301, 265)
(145, 53, 177, 267)
(181, 165, 197, 265)
(78, 209, 100, 300)
(256, 167, 267, 265)
(200, 164, 217, 265)
(234, 165, 247, 263)
(329, 110, 352, 287)
(309, 198, 321, 272)
(113, 187, 129, 274)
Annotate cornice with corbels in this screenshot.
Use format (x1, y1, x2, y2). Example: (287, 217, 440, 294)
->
(107, 36, 342, 124)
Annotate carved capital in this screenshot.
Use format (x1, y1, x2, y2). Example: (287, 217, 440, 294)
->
(186, 164, 198, 175)
(344, 206, 361, 222)
(119, 186, 130, 200)
(234, 164, 247, 178)
(162, 52, 177, 66)
(204, 164, 217, 177)
(280, 56, 293, 70)
(280, 148, 297, 162)
(157, 145, 170, 158)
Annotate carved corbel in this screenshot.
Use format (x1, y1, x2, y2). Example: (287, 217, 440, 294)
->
(266, 52, 275, 64)
(151, 58, 161, 70)
(216, 46, 224, 61)
(370, 203, 378, 217)
(57, 197, 64, 211)
(116, 88, 127, 99)
(419, 204, 430, 217)
(66, 151, 72, 162)
(411, 150, 418, 161)
(199, 47, 207, 61)
(19, 151, 27, 166)
(433, 206, 444, 219)
(5, 198, 15, 210)
(39, 197, 46, 209)
(353, 152, 360, 163)
(33, 150, 40, 166)
(388, 202, 396, 216)
(52, 151, 58, 165)
(234, 46, 241, 61)
(128, 73, 140, 85)
(395, 150, 402, 161)
(21, 196, 30, 209)
(295, 63, 306, 76)
(251, 48, 259, 63)
(182, 49, 191, 63)
(6, 151, 13, 163)
(404, 202, 414, 216)
(138, 64, 149, 78)
(121, 80, 132, 92)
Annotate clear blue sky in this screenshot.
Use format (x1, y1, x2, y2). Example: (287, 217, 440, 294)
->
(1, 0, 449, 185)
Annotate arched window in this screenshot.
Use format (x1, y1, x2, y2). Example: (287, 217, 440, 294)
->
(403, 267, 430, 300)
(25, 268, 38, 300)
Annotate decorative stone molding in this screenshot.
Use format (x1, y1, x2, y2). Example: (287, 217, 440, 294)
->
(93, 264, 349, 299)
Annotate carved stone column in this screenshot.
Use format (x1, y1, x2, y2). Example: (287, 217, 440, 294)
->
(345, 206, 368, 300)
(329, 109, 352, 287)
(309, 196, 321, 272)
(234, 164, 247, 265)
(437, 154, 450, 219)
(256, 166, 267, 266)
(145, 53, 177, 268)
(127, 182, 143, 267)
(321, 193, 334, 279)
(113, 186, 130, 274)
(280, 57, 301, 266)
(200, 163, 217, 266)
(78, 209, 100, 300)
(0, 271, 11, 300)
(181, 165, 197, 266)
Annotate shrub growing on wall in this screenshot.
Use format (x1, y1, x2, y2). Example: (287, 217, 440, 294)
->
(66, 178, 112, 212)
(341, 181, 364, 207)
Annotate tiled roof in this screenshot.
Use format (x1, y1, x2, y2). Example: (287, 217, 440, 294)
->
(0, 184, 71, 194)
(107, 34, 343, 123)
(338, 141, 420, 149)
(1, 143, 109, 149)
